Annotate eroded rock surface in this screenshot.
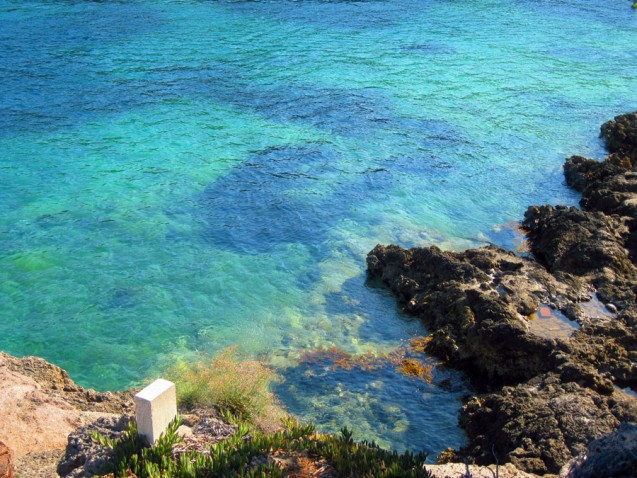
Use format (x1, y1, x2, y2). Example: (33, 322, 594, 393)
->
(559, 422, 637, 478)
(367, 245, 579, 387)
(0, 351, 133, 473)
(0, 442, 13, 478)
(600, 111, 637, 164)
(57, 415, 132, 478)
(461, 374, 636, 475)
(367, 111, 637, 475)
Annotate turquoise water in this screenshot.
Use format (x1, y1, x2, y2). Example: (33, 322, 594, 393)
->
(1, 0, 636, 455)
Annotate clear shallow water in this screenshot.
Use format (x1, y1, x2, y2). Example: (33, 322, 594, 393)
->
(1, 0, 636, 455)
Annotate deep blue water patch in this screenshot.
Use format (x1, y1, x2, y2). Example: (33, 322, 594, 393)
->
(199, 145, 343, 253)
(0, 2, 163, 135)
(207, 82, 405, 138)
(400, 43, 456, 55)
(197, 138, 458, 255)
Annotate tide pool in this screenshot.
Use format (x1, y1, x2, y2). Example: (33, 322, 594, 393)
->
(1, 0, 636, 456)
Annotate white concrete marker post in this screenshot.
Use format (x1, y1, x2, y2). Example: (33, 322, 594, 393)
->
(134, 378, 177, 445)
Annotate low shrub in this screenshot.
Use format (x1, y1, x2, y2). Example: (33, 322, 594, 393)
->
(95, 416, 433, 477)
(166, 346, 285, 428)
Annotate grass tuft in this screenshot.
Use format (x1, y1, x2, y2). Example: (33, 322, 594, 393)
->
(166, 346, 285, 429)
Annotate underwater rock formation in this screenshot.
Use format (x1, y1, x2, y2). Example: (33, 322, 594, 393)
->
(367, 111, 637, 474)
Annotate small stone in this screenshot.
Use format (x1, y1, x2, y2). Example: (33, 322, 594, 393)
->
(435, 447, 459, 464)
(177, 425, 193, 438)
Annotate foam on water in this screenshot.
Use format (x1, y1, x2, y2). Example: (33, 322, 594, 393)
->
(1, 0, 636, 455)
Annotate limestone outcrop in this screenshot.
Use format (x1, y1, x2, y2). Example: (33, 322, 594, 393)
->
(0, 352, 133, 476)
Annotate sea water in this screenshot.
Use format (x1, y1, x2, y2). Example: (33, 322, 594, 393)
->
(1, 0, 636, 456)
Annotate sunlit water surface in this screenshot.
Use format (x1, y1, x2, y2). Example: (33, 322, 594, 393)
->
(1, 0, 636, 456)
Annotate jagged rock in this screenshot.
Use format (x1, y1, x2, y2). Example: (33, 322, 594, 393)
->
(523, 205, 636, 305)
(564, 153, 637, 213)
(435, 447, 460, 464)
(368, 113, 637, 476)
(559, 422, 637, 478)
(1, 353, 135, 415)
(0, 352, 133, 461)
(0, 442, 13, 478)
(563, 151, 637, 272)
(563, 321, 637, 389)
(460, 374, 635, 475)
(57, 415, 132, 478)
(367, 244, 587, 386)
(563, 155, 625, 193)
(600, 111, 637, 164)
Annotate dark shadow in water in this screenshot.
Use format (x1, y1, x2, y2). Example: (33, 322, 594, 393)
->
(197, 145, 341, 254)
(194, 139, 458, 255)
(207, 81, 407, 138)
(1, 0, 467, 145)
(400, 43, 456, 55)
(0, 3, 161, 135)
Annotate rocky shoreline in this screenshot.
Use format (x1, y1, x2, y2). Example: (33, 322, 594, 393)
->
(0, 351, 538, 478)
(367, 112, 637, 475)
(2, 113, 636, 477)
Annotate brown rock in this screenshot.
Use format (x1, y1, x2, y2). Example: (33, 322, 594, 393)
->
(0, 352, 133, 459)
(522, 205, 637, 305)
(600, 111, 637, 163)
(367, 244, 578, 386)
(0, 441, 13, 478)
(366, 111, 637, 476)
(560, 423, 637, 478)
(459, 375, 634, 474)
